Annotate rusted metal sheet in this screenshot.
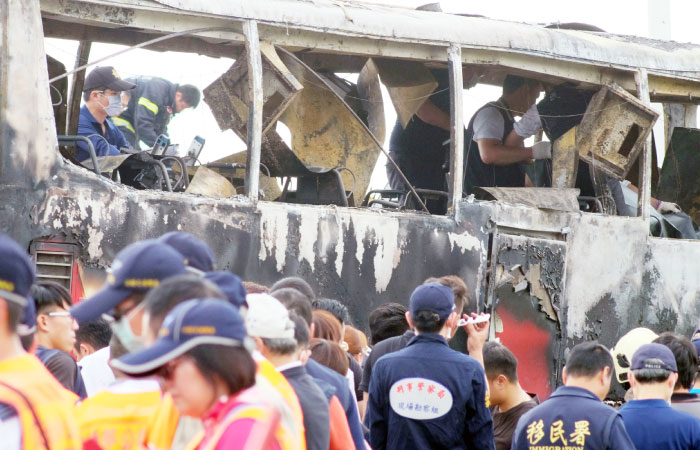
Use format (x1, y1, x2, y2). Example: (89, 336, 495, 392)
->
(551, 127, 578, 189)
(373, 58, 437, 129)
(577, 84, 658, 180)
(476, 187, 580, 212)
(185, 166, 238, 198)
(203, 42, 303, 140)
(275, 49, 382, 202)
(656, 127, 700, 224)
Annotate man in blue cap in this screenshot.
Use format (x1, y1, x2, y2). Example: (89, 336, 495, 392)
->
(158, 231, 215, 275)
(0, 234, 82, 448)
(72, 239, 187, 394)
(620, 342, 700, 450)
(367, 282, 494, 450)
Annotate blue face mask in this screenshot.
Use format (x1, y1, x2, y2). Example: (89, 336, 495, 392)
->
(100, 93, 123, 117)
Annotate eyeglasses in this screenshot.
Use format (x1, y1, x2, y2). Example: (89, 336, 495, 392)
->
(47, 311, 73, 319)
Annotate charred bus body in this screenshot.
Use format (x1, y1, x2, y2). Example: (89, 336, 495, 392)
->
(3, 0, 700, 400)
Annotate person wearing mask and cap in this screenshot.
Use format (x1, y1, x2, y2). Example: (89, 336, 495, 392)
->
(72, 239, 187, 396)
(0, 234, 82, 450)
(158, 231, 216, 275)
(77, 66, 136, 162)
(112, 298, 283, 450)
(367, 282, 494, 450)
(619, 343, 700, 450)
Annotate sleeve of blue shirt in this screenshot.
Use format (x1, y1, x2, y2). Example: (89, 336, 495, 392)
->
(608, 415, 636, 450)
(463, 365, 495, 449)
(367, 361, 388, 450)
(109, 119, 131, 151)
(77, 118, 121, 160)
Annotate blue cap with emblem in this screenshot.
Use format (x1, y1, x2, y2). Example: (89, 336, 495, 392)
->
(631, 342, 678, 372)
(71, 239, 187, 324)
(111, 298, 247, 375)
(0, 234, 35, 308)
(204, 271, 247, 309)
(158, 231, 215, 274)
(409, 282, 455, 321)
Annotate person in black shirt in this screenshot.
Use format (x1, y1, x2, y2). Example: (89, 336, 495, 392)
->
(483, 341, 538, 450)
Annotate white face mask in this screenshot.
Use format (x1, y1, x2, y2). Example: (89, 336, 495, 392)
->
(107, 302, 146, 352)
(100, 94, 123, 117)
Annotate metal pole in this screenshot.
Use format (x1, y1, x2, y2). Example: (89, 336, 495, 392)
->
(65, 40, 91, 135)
(635, 69, 652, 222)
(243, 20, 263, 202)
(447, 44, 464, 214)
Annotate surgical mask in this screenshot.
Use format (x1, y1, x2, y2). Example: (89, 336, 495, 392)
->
(107, 302, 146, 352)
(100, 94, 123, 117)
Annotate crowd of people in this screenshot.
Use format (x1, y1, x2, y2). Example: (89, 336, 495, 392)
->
(2, 231, 700, 449)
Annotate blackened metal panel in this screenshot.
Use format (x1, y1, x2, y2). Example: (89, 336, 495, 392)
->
(487, 233, 566, 399)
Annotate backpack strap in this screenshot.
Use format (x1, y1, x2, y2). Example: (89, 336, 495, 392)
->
(603, 411, 620, 450)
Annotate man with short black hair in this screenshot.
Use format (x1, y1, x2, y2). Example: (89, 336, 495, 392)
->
(483, 341, 538, 450)
(75, 318, 112, 361)
(368, 282, 494, 450)
(619, 343, 700, 449)
(77, 66, 135, 162)
(512, 341, 635, 450)
(463, 75, 548, 193)
(655, 332, 700, 418)
(32, 280, 87, 397)
(115, 76, 200, 148)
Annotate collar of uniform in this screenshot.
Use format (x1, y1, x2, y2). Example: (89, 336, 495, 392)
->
(407, 332, 448, 347)
(672, 392, 700, 403)
(624, 398, 672, 409)
(550, 385, 599, 401)
(80, 104, 101, 127)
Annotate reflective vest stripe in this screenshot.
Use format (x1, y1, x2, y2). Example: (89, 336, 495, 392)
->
(111, 117, 135, 134)
(137, 96, 159, 115)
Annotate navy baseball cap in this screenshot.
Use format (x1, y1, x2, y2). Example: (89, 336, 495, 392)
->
(83, 66, 135, 92)
(409, 282, 455, 320)
(111, 298, 247, 375)
(204, 271, 247, 309)
(72, 240, 187, 323)
(691, 329, 700, 356)
(631, 343, 678, 372)
(158, 232, 215, 274)
(0, 234, 35, 307)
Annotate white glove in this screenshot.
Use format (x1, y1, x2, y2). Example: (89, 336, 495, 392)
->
(658, 201, 681, 214)
(514, 104, 542, 138)
(532, 141, 551, 160)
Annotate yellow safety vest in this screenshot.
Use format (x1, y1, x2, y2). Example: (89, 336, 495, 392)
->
(0, 353, 82, 449)
(75, 382, 179, 450)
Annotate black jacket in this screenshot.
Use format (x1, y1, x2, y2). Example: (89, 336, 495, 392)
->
(120, 77, 177, 147)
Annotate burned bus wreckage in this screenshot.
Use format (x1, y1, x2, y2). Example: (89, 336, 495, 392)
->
(3, 0, 700, 400)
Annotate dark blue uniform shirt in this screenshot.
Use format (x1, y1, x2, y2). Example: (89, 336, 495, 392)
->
(76, 105, 129, 162)
(620, 398, 700, 450)
(368, 333, 494, 450)
(512, 386, 635, 450)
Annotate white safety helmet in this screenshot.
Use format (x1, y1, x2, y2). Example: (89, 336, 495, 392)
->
(611, 327, 659, 384)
